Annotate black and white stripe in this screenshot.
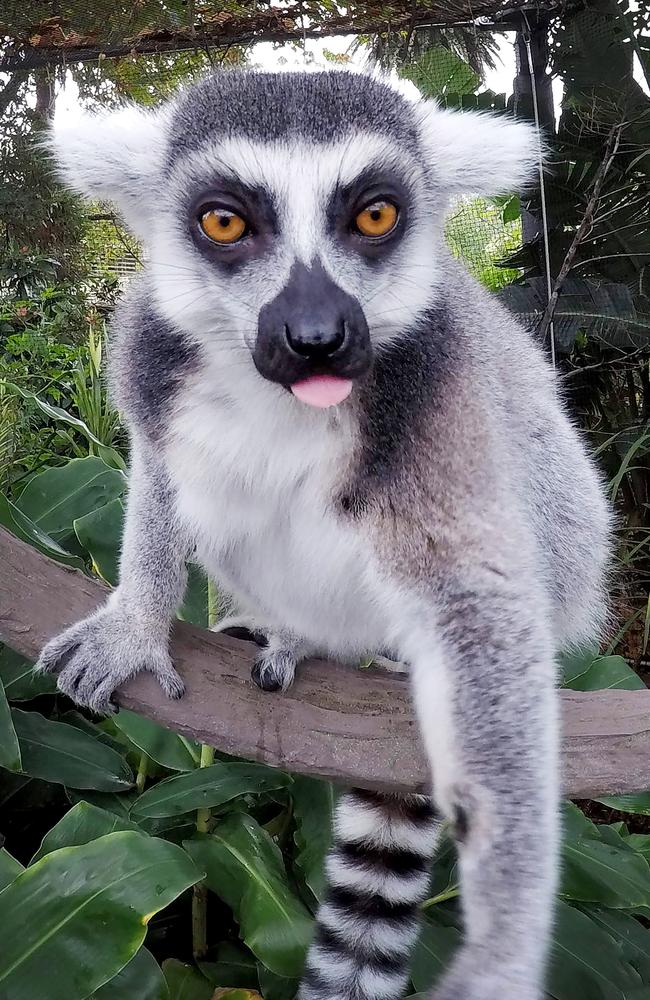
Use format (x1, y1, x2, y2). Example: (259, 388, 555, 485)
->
(299, 789, 440, 1000)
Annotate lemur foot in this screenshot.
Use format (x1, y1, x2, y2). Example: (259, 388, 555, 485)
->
(251, 648, 296, 692)
(36, 605, 184, 714)
(211, 615, 302, 693)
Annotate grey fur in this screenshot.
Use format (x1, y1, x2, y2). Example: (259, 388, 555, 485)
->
(39, 68, 611, 1000)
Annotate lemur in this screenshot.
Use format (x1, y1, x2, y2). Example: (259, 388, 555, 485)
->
(38, 69, 610, 1000)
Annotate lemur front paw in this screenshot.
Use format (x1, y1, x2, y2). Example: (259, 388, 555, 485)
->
(36, 605, 184, 714)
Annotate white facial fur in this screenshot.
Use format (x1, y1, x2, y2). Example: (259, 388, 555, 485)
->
(48, 86, 538, 405)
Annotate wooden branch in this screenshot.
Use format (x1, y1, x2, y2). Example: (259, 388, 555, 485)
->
(1, 525, 649, 797)
(0, 4, 505, 72)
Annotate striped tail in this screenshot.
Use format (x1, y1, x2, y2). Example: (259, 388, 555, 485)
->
(299, 788, 441, 1000)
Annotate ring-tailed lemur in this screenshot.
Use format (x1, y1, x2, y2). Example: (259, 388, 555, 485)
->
(39, 69, 610, 1000)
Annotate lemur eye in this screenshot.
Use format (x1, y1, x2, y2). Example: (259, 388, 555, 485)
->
(200, 208, 247, 244)
(354, 201, 398, 239)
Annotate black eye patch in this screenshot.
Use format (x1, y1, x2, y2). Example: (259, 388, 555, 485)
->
(327, 167, 411, 259)
(188, 177, 278, 266)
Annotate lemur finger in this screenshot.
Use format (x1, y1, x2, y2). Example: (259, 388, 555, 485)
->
(56, 654, 97, 702)
(149, 659, 186, 700)
(85, 676, 120, 716)
(36, 624, 86, 674)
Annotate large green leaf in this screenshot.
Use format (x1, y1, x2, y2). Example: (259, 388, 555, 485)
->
(132, 762, 291, 819)
(411, 918, 461, 991)
(0, 848, 23, 891)
(559, 644, 600, 687)
(92, 948, 169, 1000)
(567, 655, 645, 691)
(256, 965, 298, 1000)
(292, 775, 335, 904)
(548, 900, 641, 1000)
(31, 801, 142, 864)
(0, 832, 202, 1000)
(0, 644, 56, 700)
(401, 47, 480, 100)
(162, 960, 213, 999)
(561, 804, 650, 908)
(14, 456, 125, 550)
(199, 943, 259, 990)
(0, 492, 86, 569)
(184, 813, 314, 978)
(626, 836, 650, 864)
(113, 710, 199, 772)
(0, 679, 21, 772)
(74, 497, 124, 585)
(597, 794, 650, 816)
(586, 909, 650, 984)
(12, 709, 134, 791)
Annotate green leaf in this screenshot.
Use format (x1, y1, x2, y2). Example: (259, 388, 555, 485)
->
(132, 762, 291, 819)
(12, 709, 134, 791)
(31, 801, 142, 864)
(292, 775, 335, 904)
(0, 679, 21, 772)
(586, 909, 650, 984)
(0, 644, 56, 700)
(502, 194, 521, 224)
(566, 655, 645, 691)
(0, 832, 201, 1000)
(0, 381, 126, 471)
(548, 900, 640, 1000)
(179, 564, 210, 627)
(0, 492, 86, 569)
(561, 804, 650, 908)
(559, 643, 600, 687)
(410, 918, 461, 991)
(162, 960, 213, 1000)
(113, 710, 199, 772)
(0, 848, 24, 891)
(184, 814, 314, 978)
(74, 497, 124, 585)
(401, 47, 480, 100)
(200, 943, 259, 990)
(256, 965, 298, 1000)
(14, 456, 125, 550)
(596, 793, 650, 816)
(91, 948, 169, 1000)
(625, 836, 650, 864)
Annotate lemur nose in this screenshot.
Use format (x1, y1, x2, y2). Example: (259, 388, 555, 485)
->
(285, 321, 346, 359)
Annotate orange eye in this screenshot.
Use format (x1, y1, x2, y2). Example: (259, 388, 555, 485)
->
(200, 208, 247, 244)
(355, 200, 398, 238)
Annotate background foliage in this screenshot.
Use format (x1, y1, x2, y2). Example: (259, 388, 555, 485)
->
(1, 2, 650, 999)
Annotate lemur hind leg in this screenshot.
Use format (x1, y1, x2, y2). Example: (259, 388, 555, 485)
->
(211, 615, 310, 692)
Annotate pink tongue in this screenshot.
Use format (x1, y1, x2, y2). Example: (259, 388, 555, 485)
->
(291, 375, 353, 408)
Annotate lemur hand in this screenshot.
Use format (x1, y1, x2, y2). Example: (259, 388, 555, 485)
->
(36, 602, 184, 714)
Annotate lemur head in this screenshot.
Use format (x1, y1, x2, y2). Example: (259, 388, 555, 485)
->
(51, 70, 537, 407)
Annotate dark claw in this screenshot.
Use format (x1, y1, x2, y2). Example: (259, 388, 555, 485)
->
(251, 660, 282, 692)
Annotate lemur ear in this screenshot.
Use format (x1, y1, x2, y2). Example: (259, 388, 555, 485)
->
(415, 102, 540, 197)
(47, 104, 170, 241)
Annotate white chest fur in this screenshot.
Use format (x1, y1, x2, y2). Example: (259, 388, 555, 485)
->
(166, 388, 395, 656)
